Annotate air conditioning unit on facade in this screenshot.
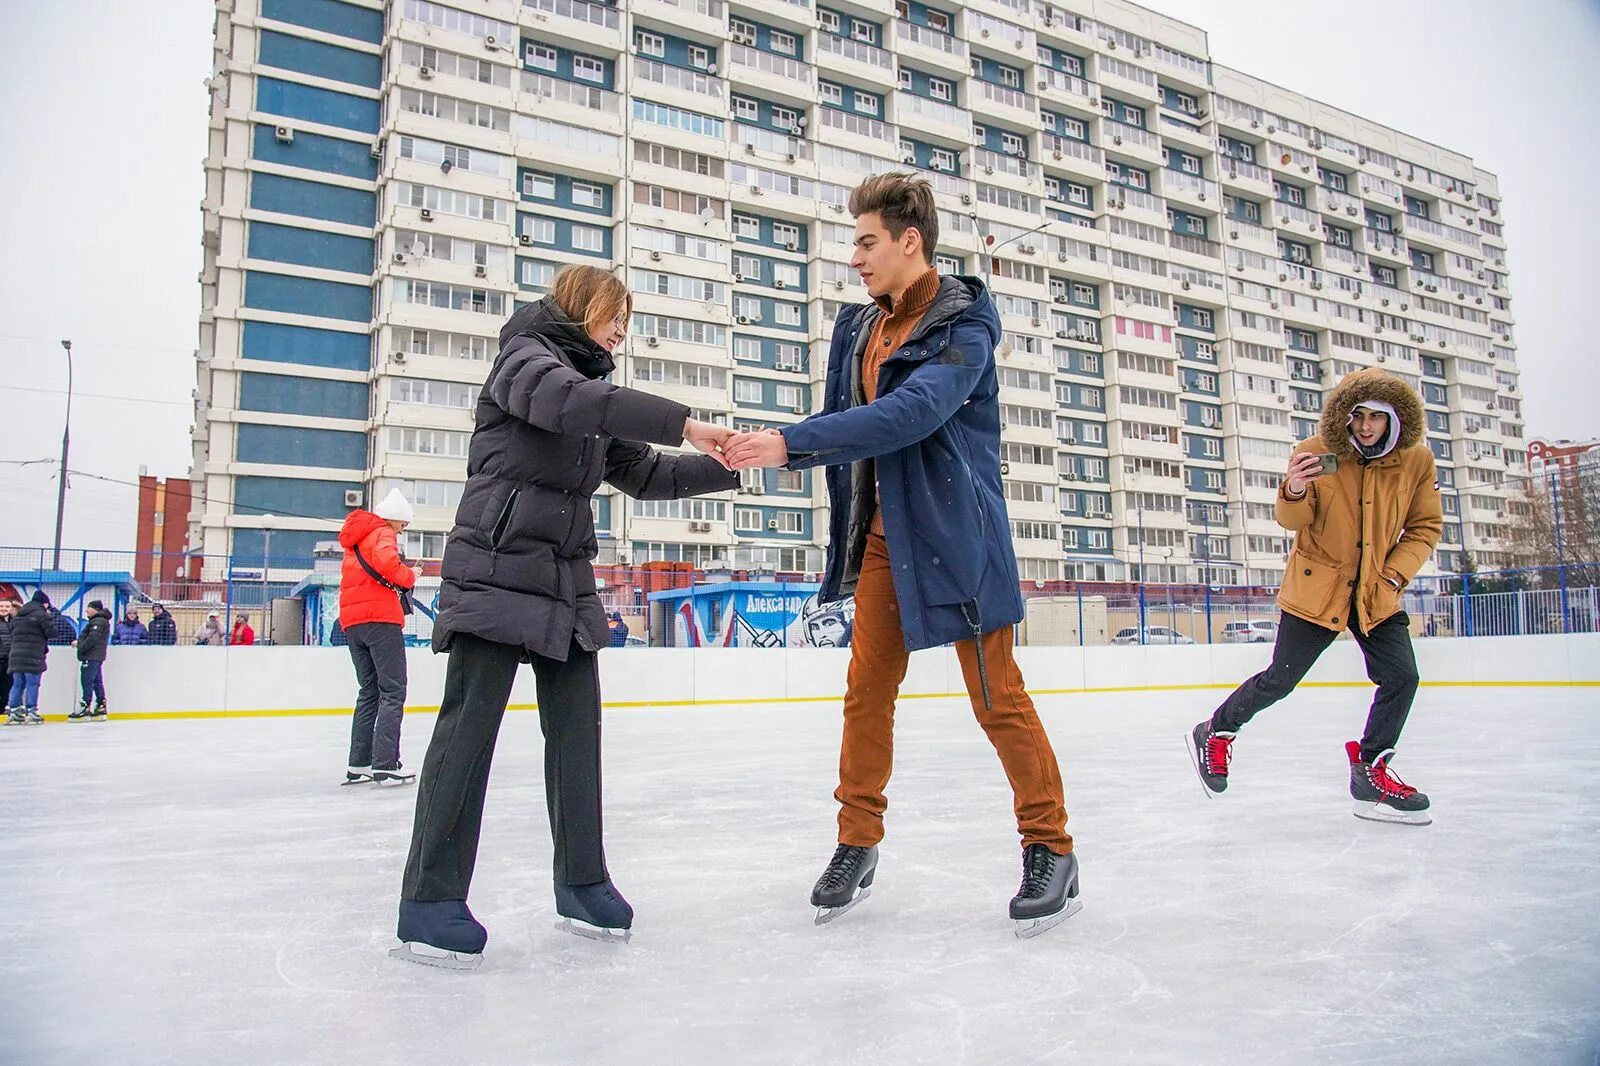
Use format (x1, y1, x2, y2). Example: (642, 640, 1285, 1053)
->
(420, 209, 434, 221)
(689, 521, 712, 533)
(274, 125, 294, 143)
(419, 66, 434, 80)
(344, 489, 365, 507)
(475, 265, 487, 278)
(767, 519, 780, 529)
(393, 252, 408, 264)
(392, 351, 408, 364)
(646, 336, 660, 347)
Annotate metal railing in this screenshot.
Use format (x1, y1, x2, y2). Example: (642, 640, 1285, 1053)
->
(4, 548, 1592, 647)
(522, 0, 619, 30)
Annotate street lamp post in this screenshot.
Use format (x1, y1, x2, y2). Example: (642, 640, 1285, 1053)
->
(260, 513, 277, 644)
(52, 340, 74, 571)
(967, 212, 1052, 289)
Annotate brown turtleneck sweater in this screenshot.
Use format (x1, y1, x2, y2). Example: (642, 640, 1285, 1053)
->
(862, 267, 942, 534)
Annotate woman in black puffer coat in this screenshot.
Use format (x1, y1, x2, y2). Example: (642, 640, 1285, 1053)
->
(395, 265, 738, 966)
(7, 591, 57, 723)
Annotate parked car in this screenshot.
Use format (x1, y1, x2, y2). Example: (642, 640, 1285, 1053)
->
(1222, 620, 1279, 644)
(1111, 625, 1195, 646)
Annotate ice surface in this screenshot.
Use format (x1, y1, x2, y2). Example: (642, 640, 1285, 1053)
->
(2, 687, 1598, 1065)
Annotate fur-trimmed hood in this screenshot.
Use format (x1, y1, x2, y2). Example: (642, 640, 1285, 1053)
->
(1318, 368, 1425, 462)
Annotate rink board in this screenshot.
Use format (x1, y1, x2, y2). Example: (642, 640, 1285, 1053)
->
(14, 633, 1600, 719)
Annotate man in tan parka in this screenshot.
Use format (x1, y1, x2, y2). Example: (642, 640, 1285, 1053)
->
(1187, 368, 1443, 825)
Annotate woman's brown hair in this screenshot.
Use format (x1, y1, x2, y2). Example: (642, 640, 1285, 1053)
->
(549, 265, 632, 336)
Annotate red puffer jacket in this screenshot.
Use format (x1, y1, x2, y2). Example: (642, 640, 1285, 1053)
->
(339, 510, 417, 628)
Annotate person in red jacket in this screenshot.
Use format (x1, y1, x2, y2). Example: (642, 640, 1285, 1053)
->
(339, 488, 420, 785)
(229, 614, 256, 646)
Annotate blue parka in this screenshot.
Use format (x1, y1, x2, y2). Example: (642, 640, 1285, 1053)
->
(781, 275, 1023, 653)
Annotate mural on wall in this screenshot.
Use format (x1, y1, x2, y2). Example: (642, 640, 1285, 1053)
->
(670, 587, 856, 648)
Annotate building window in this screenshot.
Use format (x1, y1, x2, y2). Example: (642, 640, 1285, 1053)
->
(927, 10, 949, 32)
(819, 10, 840, 33)
(570, 224, 605, 252)
(820, 82, 842, 106)
(930, 78, 952, 102)
(732, 96, 758, 121)
(529, 45, 557, 72)
(931, 147, 956, 171)
(774, 303, 802, 326)
(773, 222, 800, 246)
(853, 91, 878, 115)
(570, 181, 604, 209)
(572, 56, 604, 82)
(772, 106, 799, 130)
(524, 217, 555, 244)
(850, 21, 877, 45)
(734, 379, 763, 404)
(524, 172, 556, 200)
(730, 18, 756, 45)
(770, 31, 797, 56)
(734, 215, 760, 239)
(688, 46, 710, 69)
(775, 384, 802, 409)
(734, 507, 762, 532)
(898, 68, 912, 91)
(1001, 66, 1020, 89)
(1001, 132, 1025, 156)
(634, 32, 663, 58)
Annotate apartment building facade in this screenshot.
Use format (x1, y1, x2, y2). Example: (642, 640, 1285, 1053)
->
(192, 0, 1522, 582)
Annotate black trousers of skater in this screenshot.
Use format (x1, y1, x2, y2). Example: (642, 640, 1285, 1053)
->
(346, 622, 408, 770)
(1210, 602, 1420, 762)
(402, 632, 606, 902)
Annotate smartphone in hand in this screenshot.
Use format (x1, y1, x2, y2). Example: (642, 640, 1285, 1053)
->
(1315, 452, 1339, 475)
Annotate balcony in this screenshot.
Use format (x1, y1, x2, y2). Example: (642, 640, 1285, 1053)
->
(893, 19, 966, 74)
(973, 146, 1036, 181)
(1106, 184, 1164, 222)
(1398, 213, 1482, 253)
(1318, 187, 1364, 220)
(895, 92, 971, 142)
(815, 32, 895, 89)
(818, 106, 894, 147)
(520, 0, 622, 47)
(1272, 201, 1321, 238)
(727, 43, 815, 103)
(631, 57, 724, 102)
(1035, 67, 1096, 110)
(519, 72, 621, 118)
(1157, 112, 1210, 151)
(1040, 132, 1103, 182)
(1096, 54, 1159, 100)
(1220, 157, 1272, 193)
(1169, 232, 1220, 260)
(1321, 243, 1368, 277)
(972, 79, 1038, 123)
(1161, 170, 1217, 208)
(1103, 119, 1162, 165)
(734, 122, 813, 163)
(968, 11, 1034, 54)
(1365, 230, 1408, 262)
(630, 0, 725, 37)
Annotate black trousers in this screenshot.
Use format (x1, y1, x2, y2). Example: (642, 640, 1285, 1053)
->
(401, 632, 606, 902)
(1211, 606, 1420, 762)
(79, 661, 107, 708)
(346, 622, 408, 770)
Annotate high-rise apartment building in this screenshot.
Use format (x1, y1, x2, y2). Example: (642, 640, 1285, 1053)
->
(192, 0, 1521, 582)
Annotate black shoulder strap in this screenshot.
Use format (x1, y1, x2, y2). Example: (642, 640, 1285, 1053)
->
(353, 545, 403, 593)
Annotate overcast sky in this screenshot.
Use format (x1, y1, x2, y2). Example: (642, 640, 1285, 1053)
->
(2, 0, 1596, 554)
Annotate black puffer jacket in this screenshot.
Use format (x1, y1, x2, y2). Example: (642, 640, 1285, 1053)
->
(7, 601, 55, 674)
(0, 615, 12, 672)
(76, 609, 112, 663)
(433, 298, 739, 662)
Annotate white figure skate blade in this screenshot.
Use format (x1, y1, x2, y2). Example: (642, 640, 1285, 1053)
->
(1014, 897, 1084, 940)
(1183, 730, 1220, 799)
(373, 775, 415, 787)
(1352, 800, 1432, 826)
(388, 941, 482, 970)
(813, 887, 871, 927)
(556, 917, 631, 944)
(339, 777, 373, 787)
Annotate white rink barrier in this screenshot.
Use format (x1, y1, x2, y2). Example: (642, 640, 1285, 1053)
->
(15, 634, 1600, 719)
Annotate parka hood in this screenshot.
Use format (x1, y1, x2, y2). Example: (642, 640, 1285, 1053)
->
(498, 296, 615, 380)
(1318, 368, 1425, 462)
(339, 509, 390, 550)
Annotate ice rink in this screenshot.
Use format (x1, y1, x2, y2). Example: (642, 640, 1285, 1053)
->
(2, 686, 1597, 1065)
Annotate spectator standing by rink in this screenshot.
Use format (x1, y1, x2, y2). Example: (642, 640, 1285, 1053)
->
(48, 609, 77, 647)
(607, 612, 629, 647)
(195, 613, 225, 646)
(230, 614, 256, 646)
(6, 591, 57, 725)
(338, 488, 420, 786)
(0, 598, 16, 716)
(146, 604, 178, 646)
(113, 608, 148, 645)
(69, 600, 112, 722)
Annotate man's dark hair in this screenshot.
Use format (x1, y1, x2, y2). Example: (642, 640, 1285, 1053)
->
(849, 172, 939, 264)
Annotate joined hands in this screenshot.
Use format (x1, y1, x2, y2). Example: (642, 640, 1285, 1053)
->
(683, 420, 789, 471)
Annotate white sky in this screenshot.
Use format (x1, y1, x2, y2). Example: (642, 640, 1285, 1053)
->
(1, 0, 1595, 553)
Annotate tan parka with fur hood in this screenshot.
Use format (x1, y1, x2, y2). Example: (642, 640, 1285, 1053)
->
(1275, 368, 1443, 634)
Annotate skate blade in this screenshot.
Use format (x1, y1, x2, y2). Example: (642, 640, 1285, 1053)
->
(373, 776, 416, 786)
(1352, 800, 1431, 826)
(1014, 898, 1084, 940)
(555, 917, 631, 944)
(340, 778, 373, 786)
(389, 941, 482, 970)
(1184, 731, 1223, 799)
(813, 887, 871, 927)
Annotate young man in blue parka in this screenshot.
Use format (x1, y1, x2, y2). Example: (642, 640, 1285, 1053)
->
(725, 174, 1078, 937)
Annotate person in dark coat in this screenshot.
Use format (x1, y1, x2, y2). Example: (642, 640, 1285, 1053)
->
(48, 610, 77, 646)
(70, 600, 112, 721)
(394, 264, 738, 967)
(0, 598, 17, 719)
(607, 612, 629, 648)
(146, 604, 178, 646)
(725, 174, 1077, 934)
(113, 608, 148, 646)
(6, 591, 57, 724)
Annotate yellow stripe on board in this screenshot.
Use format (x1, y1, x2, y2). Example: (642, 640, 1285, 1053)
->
(28, 677, 1599, 721)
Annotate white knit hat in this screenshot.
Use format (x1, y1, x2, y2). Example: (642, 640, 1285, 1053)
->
(373, 488, 415, 524)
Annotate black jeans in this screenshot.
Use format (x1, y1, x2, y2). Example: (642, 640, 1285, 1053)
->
(402, 633, 606, 902)
(346, 622, 408, 770)
(79, 661, 106, 708)
(1211, 606, 1420, 762)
